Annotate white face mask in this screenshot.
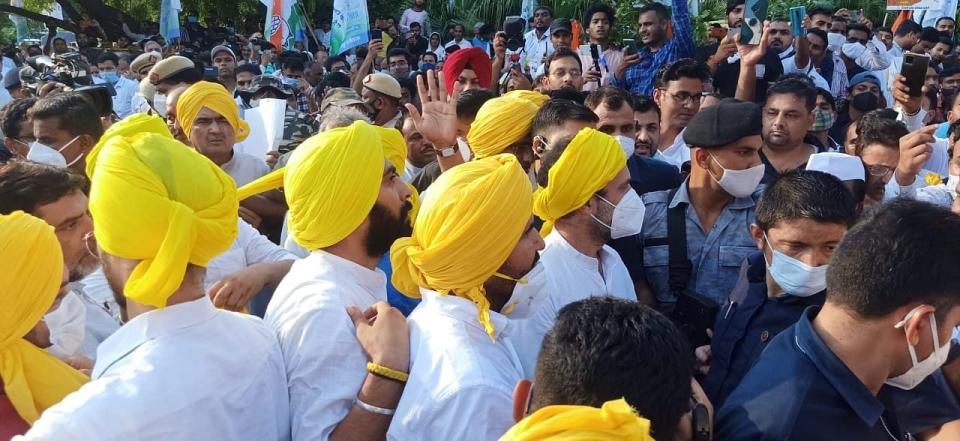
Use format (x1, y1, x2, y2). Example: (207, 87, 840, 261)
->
(886, 306, 952, 390)
(709, 154, 765, 198)
(764, 234, 827, 297)
(827, 32, 846, 52)
(153, 94, 167, 117)
(500, 260, 548, 319)
(591, 188, 645, 239)
(947, 174, 959, 197)
(616, 135, 635, 157)
(249, 98, 260, 108)
(841, 42, 866, 60)
(27, 136, 82, 168)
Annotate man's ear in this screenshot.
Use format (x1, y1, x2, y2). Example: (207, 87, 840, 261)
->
(749, 223, 764, 251)
(79, 134, 97, 154)
(512, 379, 533, 422)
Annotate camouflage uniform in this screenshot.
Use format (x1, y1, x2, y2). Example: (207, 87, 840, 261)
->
(278, 106, 318, 154)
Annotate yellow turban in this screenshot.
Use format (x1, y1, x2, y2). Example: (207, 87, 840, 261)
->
(176, 81, 250, 142)
(468, 90, 549, 159)
(500, 399, 654, 441)
(533, 128, 626, 235)
(0, 211, 88, 424)
(390, 154, 533, 339)
(238, 121, 385, 250)
(87, 114, 239, 308)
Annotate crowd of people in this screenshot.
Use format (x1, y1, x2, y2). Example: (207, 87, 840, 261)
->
(4, 1, 960, 440)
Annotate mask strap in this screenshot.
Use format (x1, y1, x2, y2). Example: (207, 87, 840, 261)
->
(56, 135, 80, 154)
(895, 305, 932, 366)
(493, 272, 528, 285)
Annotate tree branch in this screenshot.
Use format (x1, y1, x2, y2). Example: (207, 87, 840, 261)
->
(0, 4, 79, 32)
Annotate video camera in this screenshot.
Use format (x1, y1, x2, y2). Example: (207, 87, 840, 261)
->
(25, 52, 93, 89)
(502, 16, 525, 52)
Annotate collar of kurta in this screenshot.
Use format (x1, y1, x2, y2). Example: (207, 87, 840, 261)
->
(306, 249, 388, 296)
(92, 296, 217, 379)
(418, 288, 512, 340)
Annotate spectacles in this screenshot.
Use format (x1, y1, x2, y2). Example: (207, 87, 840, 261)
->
(659, 90, 701, 106)
(867, 164, 894, 177)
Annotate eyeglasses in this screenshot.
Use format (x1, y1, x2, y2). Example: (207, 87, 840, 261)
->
(867, 164, 894, 177)
(659, 90, 701, 106)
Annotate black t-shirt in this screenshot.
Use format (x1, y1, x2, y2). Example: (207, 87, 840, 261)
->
(701, 44, 784, 103)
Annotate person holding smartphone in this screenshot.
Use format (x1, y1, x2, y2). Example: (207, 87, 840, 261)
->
(611, 0, 695, 95)
(579, 4, 624, 92)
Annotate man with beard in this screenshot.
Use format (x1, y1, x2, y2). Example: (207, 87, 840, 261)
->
(442, 47, 492, 95)
(767, 19, 830, 91)
(652, 59, 711, 170)
(387, 154, 547, 440)
(210, 45, 238, 96)
(239, 121, 414, 441)
(541, 48, 584, 92)
(401, 115, 435, 182)
(612, 0, 694, 95)
(701, 0, 783, 102)
(759, 78, 819, 185)
(523, 6, 555, 75)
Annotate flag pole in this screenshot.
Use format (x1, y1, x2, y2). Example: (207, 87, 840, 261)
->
(296, 1, 323, 49)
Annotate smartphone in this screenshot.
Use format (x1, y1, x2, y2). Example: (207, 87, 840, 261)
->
(849, 9, 863, 23)
(789, 6, 806, 37)
(740, 0, 769, 45)
(901, 52, 930, 98)
(371, 29, 383, 41)
(622, 38, 637, 55)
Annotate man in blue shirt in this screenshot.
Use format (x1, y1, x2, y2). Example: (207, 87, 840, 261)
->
(611, 0, 695, 95)
(718, 199, 960, 440)
(702, 169, 856, 407)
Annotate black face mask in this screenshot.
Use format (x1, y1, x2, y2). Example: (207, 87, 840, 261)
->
(851, 92, 880, 112)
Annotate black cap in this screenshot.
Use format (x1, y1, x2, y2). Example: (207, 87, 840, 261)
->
(549, 18, 573, 34)
(238, 75, 293, 100)
(684, 98, 762, 149)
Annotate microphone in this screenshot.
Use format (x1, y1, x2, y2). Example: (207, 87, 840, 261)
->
(589, 43, 602, 84)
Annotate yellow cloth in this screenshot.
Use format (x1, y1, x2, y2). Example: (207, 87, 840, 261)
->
(87, 114, 239, 308)
(468, 90, 549, 159)
(533, 128, 626, 236)
(0, 211, 88, 424)
(500, 399, 654, 441)
(390, 154, 532, 339)
(374, 125, 421, 222)
(238, 121, 385, 250)
(176, 81, 250, 142)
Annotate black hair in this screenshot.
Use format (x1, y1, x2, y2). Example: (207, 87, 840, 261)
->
(936, 36, 955, 52)
(1, 98, 37, 140)
(325, 55, 350, 72)
(534, 5, 554, 17)
(585, 85, 634, 112)
(544, 47, 583, 74)
(757, 169, 857, 232)
(583, 3, 616, 27)
(855, 109, 908, 154)
(655, 58, 710, 89)
(895, 20, 922, 37)
(831, 15, 849, 24)
(421, 51, 438, 62)
(410, 21, 422, 29)
(875, 26, 893, 34)
(920, 26, 942, 43)
(815, 87, 836, 111)
(936, 16, 956, 26)
(235, 63, 262, 76)
(536, 133, 577, 188)
(949, 119, 960, 142)
(159, 67, 203, 86)
(767, 77, 817, 111)
(726, 0, 745, 15)
(455, 88, 494, 119)
(638, 3, 669, 21)
(846, 23, 871, 37)
(807, 6, 834, 19)
(96, 51, 119, 66)
(946, 91, 960, 116)
(27, 92, 104, 141)
(0, 161, 90, 215)
(532, 297, 693, 439)
(806, 28, 829, 44)
(827, 199, 960, 319)
(633, 94, 661, 116)
(319, 71, 351, 92)
(531, 99, 599, 139)
(545, 87, 587, 104)
(387, 48, 411, 61)
(282, 58, 305, 72)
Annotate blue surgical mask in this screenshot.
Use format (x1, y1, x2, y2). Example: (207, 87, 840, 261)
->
(420, 62, 435, 71)
(101, 71, 119, 85)
(282, 78, 299, 89)
(763, 234, 827, 297)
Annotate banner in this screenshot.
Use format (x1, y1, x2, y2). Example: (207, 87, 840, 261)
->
(262, 0, 309, 50)
(160, 0, 182, 43)
(520, 0, 538, 33)
(888, 0, 943, 11)
(331, 0, 370, 55)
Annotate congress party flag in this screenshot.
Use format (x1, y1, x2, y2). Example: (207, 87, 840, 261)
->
(331, 0, 370, 55)
(262, 0, 309, 50)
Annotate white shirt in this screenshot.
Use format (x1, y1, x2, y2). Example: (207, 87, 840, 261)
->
(21, 297, 291, 441)
(540, 230, 636, 304)
(266, 250, 387, 441)
(43, 292, 86, 360)
(884, 169, 955, 208)
(399, 8, 431, 35)
(130, 90, 152, 114)
(222, 150, 270, 187)
(72, 269, 123, 360)
(112, 76, 140, 118)
(444, 39, 473, 52)
(403, 160, 422, 183)
(205, 219, 298, 292)
(779, 49, 831, 91)
(522, 29, 554, 74)
(656, 129, 690, 170)
(388, 289, 523, 440)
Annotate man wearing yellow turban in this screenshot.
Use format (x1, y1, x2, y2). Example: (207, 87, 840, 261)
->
(241, 121, 415, 441)
(508, 297, 708, 441)
(467, 89, 549, 171)
(22, 115, 292, 441)
(387, 154, 547, 440)
(0, 211, 87, 437)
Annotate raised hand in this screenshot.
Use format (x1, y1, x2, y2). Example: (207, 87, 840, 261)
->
(404, 69, 460, 148)
(737, 20, 771, 67)
(896, 124, 938, 187)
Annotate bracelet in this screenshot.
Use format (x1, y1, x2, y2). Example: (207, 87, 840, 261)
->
(354, 398, 396, 416)
(367, 362, 409, 383)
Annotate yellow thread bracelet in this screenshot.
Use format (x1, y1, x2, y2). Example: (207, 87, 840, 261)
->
(367, 362, 409, 383)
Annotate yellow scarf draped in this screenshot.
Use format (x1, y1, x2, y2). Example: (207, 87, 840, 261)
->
(500, 398, 654, 440)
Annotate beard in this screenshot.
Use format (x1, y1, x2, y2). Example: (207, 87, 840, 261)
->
(365, 201, 414, 257)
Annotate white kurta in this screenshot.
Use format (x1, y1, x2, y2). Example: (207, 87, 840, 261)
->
(265, 250, 388, 441)
(222, 150, 270, 187)
(540, 230, 637, 304)
(388, 289, 523, 441)
(204, 219, 298, 292)
(20, 297, 291, 441)
(43, 291, 86, 360)
(73, 269, 124, 359)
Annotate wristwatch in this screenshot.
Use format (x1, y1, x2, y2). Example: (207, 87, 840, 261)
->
(435, 144, 459, 158)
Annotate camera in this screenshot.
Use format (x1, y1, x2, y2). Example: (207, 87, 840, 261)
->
(25, 52, 93, 89)
(502, 16, 525, 52)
